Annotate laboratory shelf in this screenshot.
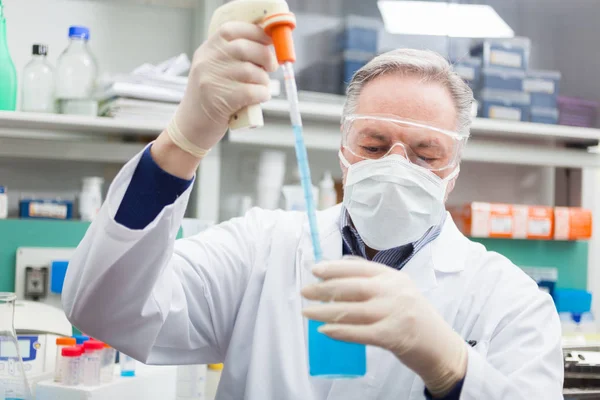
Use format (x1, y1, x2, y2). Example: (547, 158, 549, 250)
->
(0, 111, 160, 162)
(0, 111, 162, 139)
(2, 97, 600, 143)
(472, 117, 600, 143)
(1, 93, 600, 168)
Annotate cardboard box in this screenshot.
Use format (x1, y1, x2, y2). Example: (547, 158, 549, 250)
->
(449, 202, 513, 238)
(554, 207, 592, 240)
(449, 202, 553, 239)
(518, 205, 554, 240)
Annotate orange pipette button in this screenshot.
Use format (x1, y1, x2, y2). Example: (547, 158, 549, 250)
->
(262, 12, 296, 64)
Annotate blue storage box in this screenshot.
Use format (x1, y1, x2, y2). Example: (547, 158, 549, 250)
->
(524, 70, 561, 108)
(336, 16, 380, 53)
(530, 107, 559, 124)
(471, 37, 531, 70)
(453, 57, 482, 89)
(480, 67, 526, 91)
(343, 50, 374, 86)
(480, 89, 531, 122)
(50, 260, 69, 294)
(554, 289, 592, 315)
(19, 198, 73, 220)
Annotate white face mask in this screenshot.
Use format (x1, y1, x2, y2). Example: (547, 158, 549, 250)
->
(340, 150, 459, 251)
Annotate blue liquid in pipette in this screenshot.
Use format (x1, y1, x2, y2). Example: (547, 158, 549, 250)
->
(283, 62, 366, 378)
(291, 124, 323, 262)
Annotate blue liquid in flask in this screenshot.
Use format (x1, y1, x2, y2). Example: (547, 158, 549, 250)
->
(308, 320, 366, 377)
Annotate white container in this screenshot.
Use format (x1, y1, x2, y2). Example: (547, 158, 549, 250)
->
(256, 151, 286, 210)
(56, 26, 98, 114)
(0, 185, 7, 219)
(239, 196, 253, 216)
(21, 44, 55, 113)
(79, 177, 104, 221)
(205, 364, 223, 400)
(318, 171, 337, 210)
(282, 185, 319, 212)
(176, 364, 207, 400)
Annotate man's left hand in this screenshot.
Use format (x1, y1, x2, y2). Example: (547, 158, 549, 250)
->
(301, 257, 468, 397)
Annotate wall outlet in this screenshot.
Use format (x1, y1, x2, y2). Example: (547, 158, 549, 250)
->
(16, 247, 76, 310)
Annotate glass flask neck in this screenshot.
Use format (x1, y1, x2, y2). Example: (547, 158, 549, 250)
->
(68, 37, 88, 50)
(0, 8, 8, 52)
(0, 292, 16, 332)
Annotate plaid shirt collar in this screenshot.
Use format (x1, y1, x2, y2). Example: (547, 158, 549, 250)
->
(339, 206, 445, 270)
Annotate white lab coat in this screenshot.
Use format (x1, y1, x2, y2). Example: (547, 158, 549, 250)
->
(63, 150, 564, 400)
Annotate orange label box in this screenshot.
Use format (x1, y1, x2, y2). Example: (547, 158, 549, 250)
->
(554, 207, 592, 240)
(449, 202, 554, 239)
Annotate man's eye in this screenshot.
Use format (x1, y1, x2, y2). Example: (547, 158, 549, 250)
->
(361, 146, 385, 154)
(418, 155, 437, 162)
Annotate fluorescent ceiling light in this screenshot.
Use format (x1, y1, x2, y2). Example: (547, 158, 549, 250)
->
(377, 1, 514, 38)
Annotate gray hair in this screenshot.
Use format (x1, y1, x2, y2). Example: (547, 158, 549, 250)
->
(342, 48, 474, 137)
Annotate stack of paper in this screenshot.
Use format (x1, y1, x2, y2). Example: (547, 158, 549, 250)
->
(99, 53, 282, 125)
(98, 54, 190, 124)
(99, 98, 178, 123)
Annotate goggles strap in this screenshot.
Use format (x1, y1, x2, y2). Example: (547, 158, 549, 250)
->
(338, 149, 351, 168)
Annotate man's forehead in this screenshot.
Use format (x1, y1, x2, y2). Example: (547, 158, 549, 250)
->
(355, 74, 458, 132)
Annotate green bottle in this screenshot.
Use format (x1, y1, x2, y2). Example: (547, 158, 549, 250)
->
(0, 0, 16, 111)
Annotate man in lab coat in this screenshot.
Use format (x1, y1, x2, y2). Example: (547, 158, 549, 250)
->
(63, 22, 564, 399)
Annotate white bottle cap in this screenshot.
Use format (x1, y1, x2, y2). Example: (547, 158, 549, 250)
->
(320, 171, 334, 189)
(82, 177, 104, 188)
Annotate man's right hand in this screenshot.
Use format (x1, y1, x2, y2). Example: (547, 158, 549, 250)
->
(177, 21, 278, 150)
(152, 21, 278, 179)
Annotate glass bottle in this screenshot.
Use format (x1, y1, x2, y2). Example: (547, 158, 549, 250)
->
(0, 293, 32, 400)
(55, 26, 98, 114)
(0, 2, 17, 111)
(21, 44, 55, 113)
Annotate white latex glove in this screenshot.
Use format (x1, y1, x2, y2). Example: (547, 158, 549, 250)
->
(302, 258, 468, 398)
(175, 21, 278, 151)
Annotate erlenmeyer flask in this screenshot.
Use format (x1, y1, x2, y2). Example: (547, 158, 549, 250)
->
(0, 293, 32, 400)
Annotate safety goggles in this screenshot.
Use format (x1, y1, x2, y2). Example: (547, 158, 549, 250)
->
(341, 114, 468, 173)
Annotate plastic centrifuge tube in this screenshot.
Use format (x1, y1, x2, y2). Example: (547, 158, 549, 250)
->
(281, 62, 366, 378)
(54, 337, 76, 382)
(100, 344, 116, 383)
(82, 340, 104, 386)
(61, 346, 83, 386)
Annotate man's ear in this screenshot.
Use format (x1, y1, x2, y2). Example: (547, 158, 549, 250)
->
(444, 175, 458, 203)
(339, 146, 348, 186)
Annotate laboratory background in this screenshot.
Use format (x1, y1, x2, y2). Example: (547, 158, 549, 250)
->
(0, 0, 598, 398)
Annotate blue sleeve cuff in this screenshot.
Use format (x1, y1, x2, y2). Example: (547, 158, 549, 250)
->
(424, 378, 464, 400)
(114, 145, 194, 229)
